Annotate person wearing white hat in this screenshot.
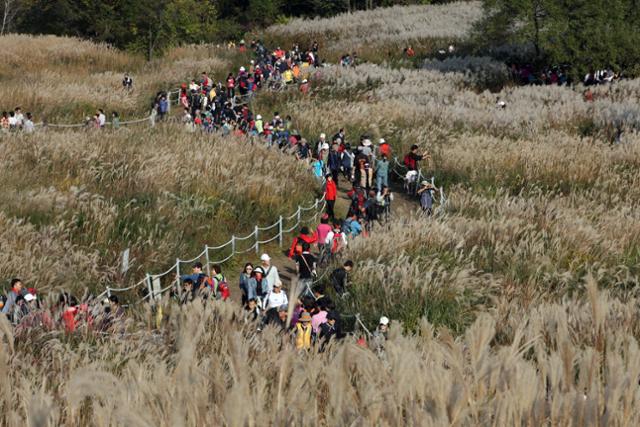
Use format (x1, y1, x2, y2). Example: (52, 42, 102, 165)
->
(315, 133, 327, 156)
(372, 316, 389, 356)
(417, 181, 439, 216)
(263, 279, 288, 311)
(254, 114, 264, 135)
(260, 253, 280, 294)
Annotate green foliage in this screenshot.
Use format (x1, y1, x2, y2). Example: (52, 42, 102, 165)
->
(475, 0, 640, 78)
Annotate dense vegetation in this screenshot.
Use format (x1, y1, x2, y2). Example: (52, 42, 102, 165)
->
(2, 1, 640, 425)
(3, 0, 456, 59)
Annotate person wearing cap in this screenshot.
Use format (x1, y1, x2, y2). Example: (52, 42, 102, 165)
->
(372, 316, 390, 356)
(295, 311, 314, 350)
(263, 279, 288, 311)
(417, 181, 439, 216)
(299, 79, 310, 94)
(254, 114, 264, 135)
(377, 138, 392, 158)
(360, 138, 373, 160)
(247, 266, 268, 304)
(260, 253, 280, 295)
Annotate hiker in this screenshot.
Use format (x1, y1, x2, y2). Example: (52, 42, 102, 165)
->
(244, 298, 261, 323)
(295, 311, 314, 350)
(417, 181, 439, 216)
(330, 260, 353, 295)
(343, 212, 362, 238)
(328, 144, 341, 184)
(260, 253, 280, 295)
(179, 279, 195, 304)
(299, 79, 310, 95)
(319, 311, 340, 350)
(23, 113, 35, 133)
(372, 316, 389, 356)
(158, 96, 169, 120)
(376, 154, 390, 192)
(226, 73, 235, 98)
(404, 144, 430, 171)
(288, 226, 317, 259)
(324, 174, 337, 218)
(354, 159, 373, 192)
(295, 242, 317, 296)
(97, 109, 106, 128)
(179, 262, 207, 290)
(297, 138, 310, 161)
(122, 73, 133, 90)
(312, 157, 325, 179)
(2, 278, 23, 319)
(248, 266, 269, 305)
(311, 300, 328, 335)
(377, 138, 392, 158)
(263, 280, 288, 311)
(312, 285, 333, 311)
(316, 214, 332, 265)
(239, 263, 253, 306)
(111, 112, 120, 129)
(209, 264, 229, 301)
(325, 222, 348, 258)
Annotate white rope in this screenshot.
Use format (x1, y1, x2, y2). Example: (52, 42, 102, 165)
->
(151, 263, 177, 279)
(107, 277, 147, 293)
(210, 253, 235, 264)
(257, 221, 279, 231)
(176, 248, 208, 265)
(257, 234, 280, 245)
(234, 230, 256, 241)
(208, 240, 233, 250)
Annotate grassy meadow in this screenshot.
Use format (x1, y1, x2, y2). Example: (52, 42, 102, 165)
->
(2, 1, 640, 425)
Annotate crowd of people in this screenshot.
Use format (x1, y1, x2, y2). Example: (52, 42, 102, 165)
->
(1, 107, 35, 133)
(1, 40, 445, 356)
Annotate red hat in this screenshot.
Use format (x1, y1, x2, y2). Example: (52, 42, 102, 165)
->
(27, 287, 37, 295)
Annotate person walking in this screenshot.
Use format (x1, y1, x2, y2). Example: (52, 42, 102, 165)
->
(260, 253, 280, 295)
(376, 154, 390, 192)
(324, 174, 337, 219)
(295, 311, 314, 350)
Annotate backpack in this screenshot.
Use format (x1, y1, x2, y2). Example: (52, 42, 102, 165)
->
(211, 274, 229, 300)
(403, 154, 416, 170)
(331, 232, 344, 254)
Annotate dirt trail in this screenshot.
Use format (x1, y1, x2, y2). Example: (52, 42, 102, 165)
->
(226, 175, 419, 292)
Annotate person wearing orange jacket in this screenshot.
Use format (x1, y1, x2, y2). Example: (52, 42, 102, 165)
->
(325, 174, 337, 219)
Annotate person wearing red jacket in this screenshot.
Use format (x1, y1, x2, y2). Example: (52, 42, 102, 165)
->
(288, 227, 318, 258)
(325, 174, 337, 218)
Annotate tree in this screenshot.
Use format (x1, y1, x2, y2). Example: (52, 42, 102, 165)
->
(475, 0, 640, 78)
(1, 0, 22, 34)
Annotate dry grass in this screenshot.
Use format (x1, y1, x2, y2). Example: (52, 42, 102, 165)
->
(3, 8, 640, 425)
(2, 281, 640, 426)
(0, 35, 230, 121)
(264, 1, 482, 62)
(0, 126, 316, 294)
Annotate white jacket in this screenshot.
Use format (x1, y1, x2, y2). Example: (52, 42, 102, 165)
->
(264, 290, 288, 310)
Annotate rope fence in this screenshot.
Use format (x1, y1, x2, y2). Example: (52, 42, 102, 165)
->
(106, 197, 326, 303)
